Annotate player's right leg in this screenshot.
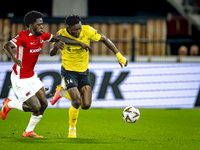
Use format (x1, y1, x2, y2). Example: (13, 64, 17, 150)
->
(1, 98, 12, 120)
(51, 67, 74, 105)
(79, 85, 92, 110)
(56, 67, 80, 138)
(50, 85, 71, 105)
(1, 97, 37, 120)
(1, 95, 44, 137)
(51, 71, 74, 106)
(1, 72, 32, 119)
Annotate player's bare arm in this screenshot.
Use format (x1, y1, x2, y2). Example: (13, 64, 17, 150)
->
(51, 35, 91, 50)
(50, 35, 92, 56)
(3, 42, 23, 68)
(99, 34, 128, 68)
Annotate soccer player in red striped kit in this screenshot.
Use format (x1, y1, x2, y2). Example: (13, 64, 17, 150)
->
(1, 10, 91, 138)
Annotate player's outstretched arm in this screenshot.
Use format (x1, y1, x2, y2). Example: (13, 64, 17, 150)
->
(50, 35, 92, 51)
(50, 35, 77, 44)
(3, 42, 23, 68)
(99, 34, 128, 68)
(49, 35, 92, 56)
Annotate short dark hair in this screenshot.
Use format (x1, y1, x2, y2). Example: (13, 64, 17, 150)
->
(24, 10, 43, 27)
(65, 14, 81, 26)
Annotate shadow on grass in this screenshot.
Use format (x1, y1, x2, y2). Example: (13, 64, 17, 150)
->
(8, 137, 144, 144)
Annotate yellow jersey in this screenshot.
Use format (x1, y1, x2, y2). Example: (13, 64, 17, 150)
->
(57, 25, 101, 72)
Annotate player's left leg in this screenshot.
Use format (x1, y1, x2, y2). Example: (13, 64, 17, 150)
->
(23, 95, 44, 138)
(23, 75, 47, 137)
(22, 87, 48, 138)
(67, 75, 92, 138)
(78, 70, 92, 110)
(67, 87, 81, 138)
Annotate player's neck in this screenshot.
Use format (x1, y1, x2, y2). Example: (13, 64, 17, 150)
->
(28, 28, 39, 36)
(28, 28, 34, 35)
(66, 28, 71, 36)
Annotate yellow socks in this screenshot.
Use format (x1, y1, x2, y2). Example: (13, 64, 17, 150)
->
(69, 105, 79, 128)
(60, 90, 71, 101)
(65, 91, 71, 101)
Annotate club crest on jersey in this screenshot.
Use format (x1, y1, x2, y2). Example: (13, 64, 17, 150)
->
(40, 40, 44, 43)
(30, 47, 42, 53)
(15, 35, 20, 39)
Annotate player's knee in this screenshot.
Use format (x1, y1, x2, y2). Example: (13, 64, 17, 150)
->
(32, 103, 41, 112)
(72, 97, 81, 109)
(73, 102, 81, 109)
(82, 105, 91, 110)
(81, 102, 91, 110)
(41, 101, 48, 110)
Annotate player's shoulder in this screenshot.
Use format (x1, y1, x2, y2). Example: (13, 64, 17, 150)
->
(41, 31, 51, 37)
(82, 25, 91, 31)
(18, 30, 29, 37)
(57, 28, 66, 34)
(81, 25, 96, 34)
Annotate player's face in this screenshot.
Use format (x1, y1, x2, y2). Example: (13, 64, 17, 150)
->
(67, 22, 82, 38)
(31, 18, 43, 36)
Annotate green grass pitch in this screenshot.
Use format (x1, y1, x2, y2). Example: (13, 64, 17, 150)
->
(0, 108, 200, 150)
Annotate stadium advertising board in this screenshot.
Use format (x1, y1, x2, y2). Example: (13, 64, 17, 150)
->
(0, 62, 200, 108)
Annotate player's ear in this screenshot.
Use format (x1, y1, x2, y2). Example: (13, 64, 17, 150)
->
(29, 24, 33, 28)
(66, 25, 71, 34)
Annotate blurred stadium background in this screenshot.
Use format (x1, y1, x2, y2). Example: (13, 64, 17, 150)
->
(0, 0, 200, 108)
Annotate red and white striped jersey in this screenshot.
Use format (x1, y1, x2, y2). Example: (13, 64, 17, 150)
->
(10, 30, 52, 79)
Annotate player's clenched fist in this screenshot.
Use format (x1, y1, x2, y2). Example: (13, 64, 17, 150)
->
(12, 57, 23, 68)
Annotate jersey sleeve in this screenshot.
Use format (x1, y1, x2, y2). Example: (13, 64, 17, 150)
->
(10, 32, 24, 47)
(43, 32, 53, 43)
(86, 25, 101, 42)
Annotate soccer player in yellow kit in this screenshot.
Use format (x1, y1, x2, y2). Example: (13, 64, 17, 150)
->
(50, 15, 128, 138)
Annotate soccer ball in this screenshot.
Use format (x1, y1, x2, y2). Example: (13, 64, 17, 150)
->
(122, 106, 140, 123)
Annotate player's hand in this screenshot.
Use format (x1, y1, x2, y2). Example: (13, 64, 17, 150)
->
(55, 41, 65, 50)
(12, 57, 23, 68)
(116, 52, 128, 68)
(79, 42, 93, 53)
(118, 59, 128, 68)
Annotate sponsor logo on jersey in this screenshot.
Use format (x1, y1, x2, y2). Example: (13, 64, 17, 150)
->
(30, 47, 42, 53)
